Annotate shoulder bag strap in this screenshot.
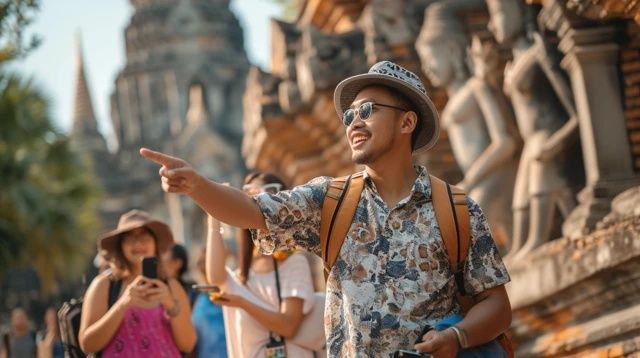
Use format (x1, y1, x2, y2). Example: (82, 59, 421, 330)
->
(270, 258, 285, 344)
(430, 174, 470, 295)
(319, 172, 365, 280)
(108, 279, 122, 308)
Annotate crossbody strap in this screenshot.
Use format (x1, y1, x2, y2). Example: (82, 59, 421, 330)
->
(270, 258, 285, 343)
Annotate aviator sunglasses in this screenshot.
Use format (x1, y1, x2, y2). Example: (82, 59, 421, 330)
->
(342, 101, 408, 127)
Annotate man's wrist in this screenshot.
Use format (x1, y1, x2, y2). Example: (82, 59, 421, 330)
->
(449, 326, 469, 349)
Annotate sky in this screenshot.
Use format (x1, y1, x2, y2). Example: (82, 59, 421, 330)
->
(12, 0, 283, 144)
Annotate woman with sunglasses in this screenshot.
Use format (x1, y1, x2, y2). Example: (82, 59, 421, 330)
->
(205, 172, 318, 358)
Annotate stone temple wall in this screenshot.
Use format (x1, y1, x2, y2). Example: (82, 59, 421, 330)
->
(242, 0, 640, 355)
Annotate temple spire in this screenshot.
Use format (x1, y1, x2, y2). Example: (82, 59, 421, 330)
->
(72, 32, 99, 136)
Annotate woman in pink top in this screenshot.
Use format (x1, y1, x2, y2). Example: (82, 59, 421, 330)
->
(79, 210, 197, 357)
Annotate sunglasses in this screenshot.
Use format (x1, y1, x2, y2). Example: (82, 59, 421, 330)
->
(342, 101, 408, 127)
(242, 183, 282, 194)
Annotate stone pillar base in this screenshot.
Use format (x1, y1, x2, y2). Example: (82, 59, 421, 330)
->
(563, 178, 640, 238)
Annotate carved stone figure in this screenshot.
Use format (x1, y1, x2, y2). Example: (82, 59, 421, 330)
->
(360, 0, 417, 63)
(487, 0, 581, 259)
(416, 0, 518, 249)
(296, 26, 367, 102)
(271, 19, 303, 113)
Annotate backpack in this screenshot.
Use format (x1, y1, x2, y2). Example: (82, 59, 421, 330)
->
(319, 172, 514, 357)
(58, 277, 122, 358)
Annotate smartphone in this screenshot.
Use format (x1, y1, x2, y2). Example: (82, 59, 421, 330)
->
(391, 350, 432, 358)
(192, 284, 221, 293)
(192, 284, 228, 301)
(141, 256, 158, 279)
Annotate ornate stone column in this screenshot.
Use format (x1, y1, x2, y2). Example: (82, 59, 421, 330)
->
(553, 20, 640, 237)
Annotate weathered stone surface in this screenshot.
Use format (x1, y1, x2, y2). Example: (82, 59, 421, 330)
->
(507, 215, 640, 355)
(296, 25, 367, 102)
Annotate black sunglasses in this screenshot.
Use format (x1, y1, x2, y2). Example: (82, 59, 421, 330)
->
(342, 101, 408, 127)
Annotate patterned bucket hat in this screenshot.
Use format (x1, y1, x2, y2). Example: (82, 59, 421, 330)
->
(333, 61, 439, 153)
(99, 209, 174, 255)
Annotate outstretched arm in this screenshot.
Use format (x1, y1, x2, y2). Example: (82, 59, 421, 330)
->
(140, 148, 266, 229)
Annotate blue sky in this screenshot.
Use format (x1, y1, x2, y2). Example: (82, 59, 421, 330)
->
(13, 0, 282, 143)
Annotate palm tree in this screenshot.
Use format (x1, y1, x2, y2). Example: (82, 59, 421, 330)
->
(0, 73, 100, 287)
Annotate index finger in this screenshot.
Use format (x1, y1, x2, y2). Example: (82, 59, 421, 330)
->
(139, 147, 181, 167)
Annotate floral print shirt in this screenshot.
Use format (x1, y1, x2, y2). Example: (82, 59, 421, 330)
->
(252, 166, 510, 357)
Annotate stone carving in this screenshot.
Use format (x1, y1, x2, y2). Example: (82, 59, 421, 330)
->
(359, 0, 436, 64)
(272, 19, 303, 113)
(416, 0, 517, 249)
(486, 0, 581, 259)
(360, 0, 415, 63)
(296, 25, 367, 102)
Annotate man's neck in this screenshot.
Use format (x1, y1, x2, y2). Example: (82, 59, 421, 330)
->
(365, 154, 417, 209)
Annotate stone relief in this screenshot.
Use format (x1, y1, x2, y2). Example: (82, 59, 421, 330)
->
(486, 0, 582, 259)
(296, 25, 367, 102)
(417, 0, 518, 249)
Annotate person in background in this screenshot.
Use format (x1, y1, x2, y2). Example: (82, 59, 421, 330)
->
(163, 244, 197, 307)
(205, 172, 317, 358)
(190, 248, 228, 358)
(1, 307, 36, 358)
(78, 209, 196, 357)
(36, 307, 63, 358)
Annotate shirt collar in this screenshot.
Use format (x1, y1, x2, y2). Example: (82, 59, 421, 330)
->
(361, 165, 432, 201)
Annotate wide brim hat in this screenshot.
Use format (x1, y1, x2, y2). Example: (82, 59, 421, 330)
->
(333, 61, 439, 153)
(99, 209, 174, 255)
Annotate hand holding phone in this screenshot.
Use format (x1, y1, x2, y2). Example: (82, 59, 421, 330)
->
(192, 284, 228, 301)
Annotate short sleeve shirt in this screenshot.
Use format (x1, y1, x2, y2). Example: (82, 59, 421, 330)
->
(252, 166, 510, 357)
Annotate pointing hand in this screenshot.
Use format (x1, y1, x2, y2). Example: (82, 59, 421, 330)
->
(139, 148, 203, 195)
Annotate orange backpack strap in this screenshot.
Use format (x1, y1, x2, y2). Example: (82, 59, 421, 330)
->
(320, 172, 365, 280)
(430, 174, 470, 295)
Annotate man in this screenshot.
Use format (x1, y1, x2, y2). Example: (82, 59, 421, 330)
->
(141, 61, 511, 357)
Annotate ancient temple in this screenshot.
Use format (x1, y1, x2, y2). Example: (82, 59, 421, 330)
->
(242, 0, 640, 355)
(72, 0, 248, 247)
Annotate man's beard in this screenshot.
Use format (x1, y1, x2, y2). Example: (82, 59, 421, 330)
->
(351, 137, 394, 165)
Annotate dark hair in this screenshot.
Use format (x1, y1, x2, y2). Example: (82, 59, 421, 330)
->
(238, 171, 288, 284)
(108, 227, 166, 279)
(169, 244, 189, 280)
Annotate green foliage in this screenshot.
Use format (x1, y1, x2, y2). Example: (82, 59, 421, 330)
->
(0, 73, 100, 287)
(0, 0, 41, 63)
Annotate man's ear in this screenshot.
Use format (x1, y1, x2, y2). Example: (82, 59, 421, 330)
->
(399, 111, 418, 135)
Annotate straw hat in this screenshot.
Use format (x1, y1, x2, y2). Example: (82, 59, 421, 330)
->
(99, 209, 174, 254)
(333, 60, 439, 153)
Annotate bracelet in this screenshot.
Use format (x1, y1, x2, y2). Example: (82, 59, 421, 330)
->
(449, 326, 469, 349)
(164, 298, 180, 318)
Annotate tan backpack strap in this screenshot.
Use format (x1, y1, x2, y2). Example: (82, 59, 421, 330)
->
(430, 174, 470, 294)
(320, 172, 365, 280)
(320, 176, 349, 264)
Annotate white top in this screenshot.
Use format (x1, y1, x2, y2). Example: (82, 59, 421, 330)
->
(221, 253, 316, 358)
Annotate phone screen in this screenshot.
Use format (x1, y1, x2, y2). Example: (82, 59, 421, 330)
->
(141, 256, 158, 279)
